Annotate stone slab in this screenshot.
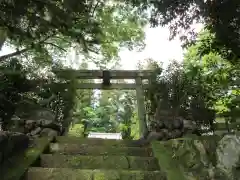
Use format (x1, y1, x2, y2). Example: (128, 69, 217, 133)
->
(1, 137, 53, 180)
(56, 137, 148, 147)
(26, 167, 167, 180)
(41, 154, 160, 171)
(50, 143, 153, 157)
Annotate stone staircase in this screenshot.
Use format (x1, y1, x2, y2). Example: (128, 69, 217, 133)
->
(26, 137, 167, 180)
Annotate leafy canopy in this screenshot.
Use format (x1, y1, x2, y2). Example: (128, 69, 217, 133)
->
(0, 0, 147, 68)
(0, 0, 101, 49)
(126, 0, 240, 63)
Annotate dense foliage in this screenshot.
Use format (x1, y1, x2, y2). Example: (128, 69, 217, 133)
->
(0, 0, 101, 54)
(0, 0, 239, 136)
(125, 0, 240, 63)
(70, 78, 139, 139)
(0, 0, 147, 134)
(0, 0, 147, 67)
(144, 29, 239, 132)
(0, 58, 31, 129)
(183, 30, 239, 122)
(0, 57, 79, 130)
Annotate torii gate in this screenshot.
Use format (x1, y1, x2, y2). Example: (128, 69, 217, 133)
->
(53, 69, 153, 137)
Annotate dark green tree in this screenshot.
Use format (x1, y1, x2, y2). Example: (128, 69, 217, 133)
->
(0, 58, 31, 129)
(126, 0, 240, 63)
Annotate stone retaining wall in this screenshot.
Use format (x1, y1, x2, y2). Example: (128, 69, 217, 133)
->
(9, 109, 65, 138)
(0, 131, 29, 165)
(151, 134, 240, 180)
(142, 108, 199, 143)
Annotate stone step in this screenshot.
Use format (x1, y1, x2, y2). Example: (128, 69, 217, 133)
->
(50, 143, 153, 157)
(55, 136, 147, 147)
(41, 154, 160, 171)
(27, 167, 167, 180)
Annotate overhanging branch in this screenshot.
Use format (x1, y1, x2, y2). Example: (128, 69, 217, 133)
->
(0, 48, 29, 62)
(0, 33, 56, 62)
(43, 42, 67, 52)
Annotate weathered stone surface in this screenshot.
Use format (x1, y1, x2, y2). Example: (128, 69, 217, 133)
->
(39, 120, 62, 132)
(3, 131, 240, 180)
(50, 143, 153, 156)
(28, 109, 55, 121)
(134, 129, 180, 147)
(149, 105, 201, 142)
(25, 120, 37, 133)
(9, 107, 63, 139)
(39, 120, 54, 126)
(30, 127, 42, 136)
(23, 117, 62, 138)
(40, 128, 58, 137)
(0, 131, 29, 164)
(146, 131, 165, 141)
(150, 120, 164, 131)
(26, 168, 167, 180)
(146, 113, 197, 143)
(7, 117, 25, 133)
(27, 168, 93, 180)
(173, 118, 184, 129)
(1, 137, 53, 180)
(151, 135, 240, 180)
(56, 136, 150, 147)
(183, 120, 197, 131)
(216, 135, 240, 179)
(41, 154, 159, 171)
(163, 119, 174, 130)
(93, 169, 166, 180)
(170, 129, 183, 139)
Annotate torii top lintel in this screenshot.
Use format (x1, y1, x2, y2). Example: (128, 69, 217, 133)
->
(52, 69, 153, 79)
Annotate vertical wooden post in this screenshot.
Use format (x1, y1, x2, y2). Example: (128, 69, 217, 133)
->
(135, 77, 148, 138)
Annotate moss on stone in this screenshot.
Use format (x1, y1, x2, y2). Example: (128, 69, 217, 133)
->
(93, 170, 166, 180)
(151, 140, 187, 180)
(127, 156, 160, 171)
(94, 170, 120, 180)
(1, 137, 53, 180)
(27, 168, 166, 180)
(50, 143, 152, 156)
(56, 136, 145, 147)
(41, 154, 159, 170)
(151, 136, 226, 180)
(27, 167, 93, 180)
(200, 136, 222, 166)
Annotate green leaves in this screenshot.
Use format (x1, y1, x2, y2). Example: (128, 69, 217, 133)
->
(0, 58, 31, 129)
(1, 0, 147, 72)
(1, 0, 100, 46)
(126, 0, 240, 62)
(143, 30, 238, 129)
(183, 30, 240, 125)
(82, 2, 147, 65)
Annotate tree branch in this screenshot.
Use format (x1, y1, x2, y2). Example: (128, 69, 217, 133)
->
(88, 47, 100, 54)
(43, 42, 67, 52)
(0, 48, 29, 62)
(0, 33, 56, 62)
(91, 0, 101, 17)
(53, 36, 72, 44)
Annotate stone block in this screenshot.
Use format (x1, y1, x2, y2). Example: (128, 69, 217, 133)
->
(41, 154, 160, 171)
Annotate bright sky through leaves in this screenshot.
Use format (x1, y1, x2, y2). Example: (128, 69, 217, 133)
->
(0, 23, 203, 70)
